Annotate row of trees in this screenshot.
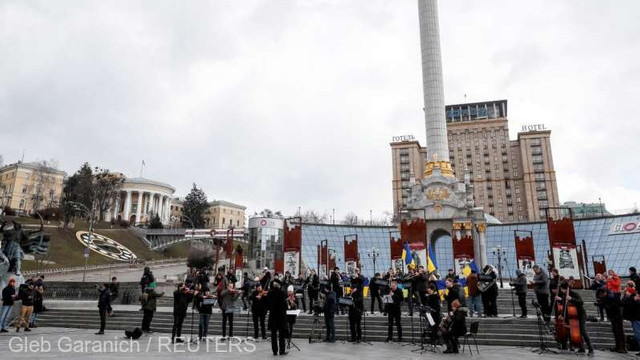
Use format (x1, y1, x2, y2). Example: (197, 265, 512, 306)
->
(61, 163, 124, 226)
(252, 208, 394, 226)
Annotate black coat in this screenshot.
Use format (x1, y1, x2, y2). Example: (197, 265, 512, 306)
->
(2, 285, 16, 306)
(387, 287, 404, 314)
(173, 289, 193, 317)
(249, 290, 268, 314)
(630, 273, 640, 289)
(369, 278, 380, 296)
(445, 286, 460, 312)
(98, 288, 111, 310)
(307, 274, 319, 294)
(267, 288, 287, 330)
(449, 309, 467, 337)
(622, 294, 640, 321)
(324, 291, 337, 315)
(330, 272, 342, 296)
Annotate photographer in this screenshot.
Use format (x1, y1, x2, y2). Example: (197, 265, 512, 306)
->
(172, 282, 194, 343)
(107, 277, 119, 317)
(96, 283, 110, 335)
(16, 282, 36, 332)
(140, 282, 164, 333)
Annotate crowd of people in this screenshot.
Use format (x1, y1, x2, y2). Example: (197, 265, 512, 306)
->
(84, 262, 640, 356)
(1, 275, 46, 333)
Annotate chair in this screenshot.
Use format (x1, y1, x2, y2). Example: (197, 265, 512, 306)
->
(462, 321, 479, 355)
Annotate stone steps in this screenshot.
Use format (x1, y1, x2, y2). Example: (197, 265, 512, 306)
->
(35, 308, 629, 349)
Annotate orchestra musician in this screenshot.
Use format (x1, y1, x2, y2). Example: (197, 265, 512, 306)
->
(369, 273, 384, 314)
(549, 268, 560, 315)
(220, 283, 243, 340)
(555, 281, 594, 356)
(531, 265, 551, 322)
(385, 280, 404, 342)
(195, 285, 215, 341)
(283, 271, 294, 289)
(286, 285, 299, 339)
(323, 284, 337, 343)
(330, 267, 345, 315)
(295, 272, 308, 313)
(171, 282, 194, 343)
(267, 280, 288, 355)
(307, 269, 319, 314)
(440, 299, 468, 354)
(249, 284, 268, 340)
(415, 266, 428, 306)
(425, 284, 442, 326)
(479, 265, 499, 317)
(260, 267, 272, 290)
(348, 268, 365, 343)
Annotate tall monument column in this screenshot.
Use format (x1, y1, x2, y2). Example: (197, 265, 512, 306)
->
(418, 0, 453, 177)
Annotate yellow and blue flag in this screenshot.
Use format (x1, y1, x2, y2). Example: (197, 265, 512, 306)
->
(402, 241, 414, 267)
(427, 244, 437, 273)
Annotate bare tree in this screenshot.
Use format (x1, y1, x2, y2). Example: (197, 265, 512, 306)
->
(341, 212, 359, 225)
(93, 168, 125, 221)
(301, 210, 329, 224)
(30, 159, 60, 211)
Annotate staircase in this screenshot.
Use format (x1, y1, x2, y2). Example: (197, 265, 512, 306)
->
(36, 290, 631, 349)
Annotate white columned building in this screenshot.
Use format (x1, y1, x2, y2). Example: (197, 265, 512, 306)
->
(106, 177, 176, 226)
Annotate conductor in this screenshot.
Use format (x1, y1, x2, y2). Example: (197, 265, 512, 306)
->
(267, 280, 288, 356)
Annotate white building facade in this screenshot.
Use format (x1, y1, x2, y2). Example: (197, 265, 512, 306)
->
(105, 177, 175, 225)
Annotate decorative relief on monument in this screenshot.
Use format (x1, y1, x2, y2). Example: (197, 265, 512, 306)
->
(426, 186, 450, 202)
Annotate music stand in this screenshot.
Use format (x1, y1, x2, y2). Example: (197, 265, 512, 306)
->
(286, 310, 301, 351)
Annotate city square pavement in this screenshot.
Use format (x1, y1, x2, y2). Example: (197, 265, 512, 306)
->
(0, 328, 635, 359)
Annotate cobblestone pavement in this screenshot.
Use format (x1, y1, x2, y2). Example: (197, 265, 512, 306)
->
(0, 328, 635, 359)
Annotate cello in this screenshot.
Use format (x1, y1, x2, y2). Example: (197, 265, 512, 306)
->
(554, 279, 568, 345)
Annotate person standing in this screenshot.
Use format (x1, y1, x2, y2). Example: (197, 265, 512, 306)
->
(622, 287, 640, 357)
(330, 267, 344, 315)
(512, 269, 528, 318)
(531, 265, 550, 321)
(555, 282, 594, 356)
(267, 280, 288, 355)
(16, 282, 36, 332)
(386, 280, 404, 342)
(285, 285, 299, 340)
(140, 266, 154, 292)
(348, 268, 364, 343)
(225, 268, 237, 286)
(96, 283, 110, 335)
(466, 270, 482, 317)
(323, 285, 337, 343)
(630, 267, 639, 289)
(444, 279, 460, 313)
(295, 272, 307, 313)
(548, 268, 560, 312)
(369, 273, 383, 314)
(1, 279, 17, 333)
(306, 269, 319, 314)
(196, 286, 214, 341)
(415, 266, 428, 306)
(220, 283, 242, 340)
(607, 270, 622, 294)
(214, 271, 228, 311)
(240, 272, 251, 310)
(30, 281, 44, 328)
(172, 283, 193, 343)
(140, 282, 164, 333)
(597, 288, 626, 353)
(249, 284, 268, 340)
(108, 277, 120, 317)
(591, 273, 607, 322)
(479, 265, 499, 317)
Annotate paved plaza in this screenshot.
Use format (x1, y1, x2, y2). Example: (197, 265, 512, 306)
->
(0, 327, 634, 360)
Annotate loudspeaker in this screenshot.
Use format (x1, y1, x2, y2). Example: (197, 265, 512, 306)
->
(125, 327, 143, 339)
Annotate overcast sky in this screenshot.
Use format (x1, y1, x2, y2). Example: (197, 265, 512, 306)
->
(1, 0, 639, 220)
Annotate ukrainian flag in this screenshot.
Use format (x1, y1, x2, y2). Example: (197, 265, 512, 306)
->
(427, 244, 438, 273)
(402, 241, 414, 267)
(461, 259, 479, 277)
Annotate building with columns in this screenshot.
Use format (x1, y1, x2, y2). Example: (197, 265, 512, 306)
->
(105, 177, 175, 226)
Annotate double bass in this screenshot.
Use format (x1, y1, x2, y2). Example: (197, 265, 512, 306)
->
(555, 279, 582, 349)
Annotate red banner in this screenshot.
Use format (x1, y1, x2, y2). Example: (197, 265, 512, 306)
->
(400, 219, 426, 250)
(274, 259, 284, 274)
(390, 236, 403, 260)
(546, 209, 582, 288)
(452, 235, 475, 259)
(283, 219, 302, 252)
(344, 237, 358, 262)
(593, 255, 607, 275)
(226, 229, 235, 270)
(234, 245, 244, 269)
(514, 235, 535, 262)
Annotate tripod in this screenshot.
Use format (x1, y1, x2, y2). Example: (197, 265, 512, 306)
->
(286, 316, 301, 352)
(530, 300, 557, 355)
(503, 257, 517, 318)
(308, 312, 325, 343)
(359, 309, 372, 345)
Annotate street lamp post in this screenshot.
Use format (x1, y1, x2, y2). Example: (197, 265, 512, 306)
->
(492, 245, 506, 289)
(68, 201, 94, 283)
(367, 247, 380, 275)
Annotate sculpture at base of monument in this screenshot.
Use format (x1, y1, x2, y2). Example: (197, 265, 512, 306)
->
(0, 219, 49, 285)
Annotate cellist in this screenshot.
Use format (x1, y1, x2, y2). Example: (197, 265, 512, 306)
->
(554, 281, 594, 356)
